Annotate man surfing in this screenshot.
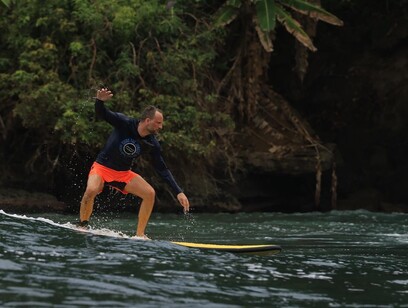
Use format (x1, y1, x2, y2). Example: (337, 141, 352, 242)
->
(78, 88, 190, 239)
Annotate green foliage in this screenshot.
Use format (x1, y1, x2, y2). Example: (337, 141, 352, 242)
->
(138, 89, 231, 158)
(256, 0, 277, 32)
(54, 98, 111, 147)
(214, 0, 343, 51)
(1, 0, 9, 8)
(69, 41, 84, 56)
(0, 0, 345, 202)
(0, 0, 232, 184)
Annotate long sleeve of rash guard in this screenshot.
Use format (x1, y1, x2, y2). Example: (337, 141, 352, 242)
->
(95, 99, 128, 128)
(148, 138, 183, 195)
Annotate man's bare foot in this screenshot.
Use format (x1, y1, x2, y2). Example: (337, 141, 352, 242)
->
(75, 220, 89, 230)
(132, 234, 151, 240)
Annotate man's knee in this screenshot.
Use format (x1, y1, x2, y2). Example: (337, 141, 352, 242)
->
(146, 186, 156, 200)
(143, 186, 155, 201)
(83, 185, 101, 199)
(84, 175, 103, 197)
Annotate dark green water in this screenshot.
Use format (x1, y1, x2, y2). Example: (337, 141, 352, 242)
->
(1, 209, 407, 307)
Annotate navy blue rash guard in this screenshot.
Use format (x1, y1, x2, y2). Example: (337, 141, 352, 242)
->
(94, 99, 183, 195)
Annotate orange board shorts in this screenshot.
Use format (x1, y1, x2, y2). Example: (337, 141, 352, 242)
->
(89, 162, 139, 194)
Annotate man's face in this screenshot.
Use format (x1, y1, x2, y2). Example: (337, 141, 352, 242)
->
(146, 111, 163, 135)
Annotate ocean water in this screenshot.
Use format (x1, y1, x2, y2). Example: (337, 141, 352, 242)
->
(0, 209, 407, 307)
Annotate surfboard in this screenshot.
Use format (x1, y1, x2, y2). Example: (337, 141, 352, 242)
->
(171, 241, 281, 255)
(0, 210, 282, 256)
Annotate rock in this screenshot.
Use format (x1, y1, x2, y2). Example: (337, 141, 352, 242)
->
(0, 188, 66, 213)
(337, 189, 382, 211)
(336, 189, 408, 213)
(379, 202, 408, 213)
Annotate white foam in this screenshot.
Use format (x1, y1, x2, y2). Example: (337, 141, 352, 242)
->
(0, 210, 131, 239)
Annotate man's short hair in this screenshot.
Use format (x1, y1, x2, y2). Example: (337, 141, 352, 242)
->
(140, 105, 163, 120)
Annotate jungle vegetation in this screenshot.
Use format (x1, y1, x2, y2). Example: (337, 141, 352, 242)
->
(0, 0, 344, 210)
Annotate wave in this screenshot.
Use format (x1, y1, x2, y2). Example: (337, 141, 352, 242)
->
(0, 210, 145, 240)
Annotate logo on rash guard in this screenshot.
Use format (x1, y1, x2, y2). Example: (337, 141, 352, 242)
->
(119, 139, 141, 157)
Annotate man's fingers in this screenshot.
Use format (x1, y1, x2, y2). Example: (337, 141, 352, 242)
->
(183, 202, 189, 212)
(178, 195, 189, 212)
(97, 88, 113, 101)
(184, 200, 190, 213)
(177, 193, 190, 213)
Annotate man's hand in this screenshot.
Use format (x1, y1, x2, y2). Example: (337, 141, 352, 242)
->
(177, 192, 190, 213)
(96, 88, 113, 101)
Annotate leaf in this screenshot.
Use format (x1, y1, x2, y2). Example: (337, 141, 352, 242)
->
(275, 4, 317, 51)
(255, 0, 277, 31)
(213, 4, 240, 27)
(1, 0, 10, 8)
(253, 15, 274, 52)
(279, 0, 343, 26)
(213, 0, 242, 28)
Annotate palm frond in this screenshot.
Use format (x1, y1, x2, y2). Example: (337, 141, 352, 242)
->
(279, 0, 343, 26)
(255, 0, 277, 31)
(213, 1, 242, 27)
(276, 4, 317, 51)
(254, 16, 274, 52)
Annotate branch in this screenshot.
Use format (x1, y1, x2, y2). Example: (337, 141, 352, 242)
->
(88, 38, 97, 84)
(130, 42, 146, 88)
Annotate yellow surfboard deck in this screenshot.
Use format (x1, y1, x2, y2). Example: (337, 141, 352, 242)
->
(171, 241, 282, 256)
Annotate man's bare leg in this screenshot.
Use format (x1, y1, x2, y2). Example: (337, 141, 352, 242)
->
(124, 175, 155, 237)
(80, 174, 104, 223)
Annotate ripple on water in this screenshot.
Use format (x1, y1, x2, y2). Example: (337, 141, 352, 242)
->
(1, 210, 408, 307)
